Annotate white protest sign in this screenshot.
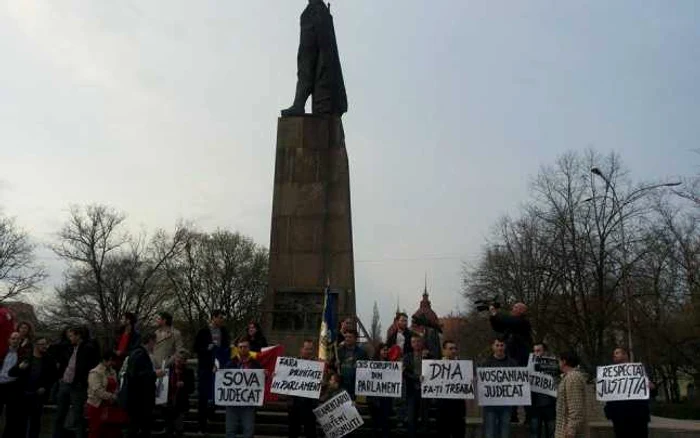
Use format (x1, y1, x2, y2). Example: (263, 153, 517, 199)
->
(355, 360, 402, 398)
(596, 363, 649, 402)
(477, 367, 531, 406)
(214, 369, 265, 406)
(421, 360, 474, 399)
(527, 354, 558, 398)
(313, 390, 364, 438)
(271, 357, 324, 399)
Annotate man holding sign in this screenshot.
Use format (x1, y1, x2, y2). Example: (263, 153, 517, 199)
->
(433, 340, 470, 438)
(601, 347, 652, 438)
(284, 340, 321, 438)
(219, 339, 263, 438)
(478, 336, 520, 438)
(528, 343, 557, 438)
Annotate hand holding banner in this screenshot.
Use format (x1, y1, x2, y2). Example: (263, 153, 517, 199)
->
(421, 360, 474, 399)
(355, 360, 402, 398)
(313, 390, 364, 438)
(596, 363, 649, 402)
(271, 357, 324, 399)
(214, 369, 265, 407)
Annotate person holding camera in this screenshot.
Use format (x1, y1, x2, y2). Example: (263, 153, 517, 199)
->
(489, 302, 532, 366)
(490, 302, 533, 423)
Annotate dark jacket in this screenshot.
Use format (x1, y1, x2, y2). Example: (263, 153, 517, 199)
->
(489, 313, 533, 366)
(337, 345, 367, 397)
(9, 354, 58, 395)
(386, 327, 415, 355)
(168, 366, 195, 413)
(481, 355, 518, 368)
(194, 325, 231, 371)
(245, 335, 268, 354)
(604, 400, 651, 425)
(225, 356, 262, 370)
(403, 350, 433, 394)
(120, 345, 156, 411)
(57, 341, 100, 388)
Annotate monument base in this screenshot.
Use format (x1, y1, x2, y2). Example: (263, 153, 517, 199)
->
(262, 116, 356, 353)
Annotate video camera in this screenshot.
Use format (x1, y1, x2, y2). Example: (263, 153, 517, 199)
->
(475, 299, 500, 312)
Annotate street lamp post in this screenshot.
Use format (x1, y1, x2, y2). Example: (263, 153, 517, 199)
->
(590, 167, 680, 362)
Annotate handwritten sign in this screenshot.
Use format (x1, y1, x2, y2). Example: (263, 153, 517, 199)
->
(527, 355, 558, 398)
(214, 369, 265, 407)
(355, 360, 402, 398)
(313, 390, 364, 438)
(596, 363, 649, 402)
(477, 367, 531, 406)
(421, 360, 474, 399)
(271, 357, 324, 399)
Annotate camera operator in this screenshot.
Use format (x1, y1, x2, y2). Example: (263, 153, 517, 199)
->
(489, 302, 532, 367)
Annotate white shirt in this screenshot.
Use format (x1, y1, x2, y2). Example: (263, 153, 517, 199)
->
(0, 349, 18, 384)
(396, 331, 406, 353)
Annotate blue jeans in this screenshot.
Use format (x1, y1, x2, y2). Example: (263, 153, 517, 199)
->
(483, 406, 511, 438)
(529, 415, 555, 438)
(225, 406, 255, 438)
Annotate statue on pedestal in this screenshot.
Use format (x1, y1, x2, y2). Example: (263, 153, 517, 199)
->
(281, 0, 348, 117)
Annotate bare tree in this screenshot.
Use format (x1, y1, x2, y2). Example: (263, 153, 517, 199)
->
(50, 204, 188, 345)
(0, 214, 46, 302)
(159, 229, 268, 338)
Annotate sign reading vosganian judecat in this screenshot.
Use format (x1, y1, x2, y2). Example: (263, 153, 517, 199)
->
(596, 363, 649, 402)
(271, 357, 324, 399)
(355, 361, 402, 398)
(421, 360, 474, 399)
(477, 367, 531, 406)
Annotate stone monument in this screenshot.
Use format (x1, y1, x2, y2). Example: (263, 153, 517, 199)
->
(262, 0, 355, 350)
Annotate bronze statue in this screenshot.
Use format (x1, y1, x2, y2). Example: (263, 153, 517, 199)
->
(281, 0, 348, 117)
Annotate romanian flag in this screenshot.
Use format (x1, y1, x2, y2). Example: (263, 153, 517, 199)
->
(231, 344, 284, 403)
(318, 286, 337, 362)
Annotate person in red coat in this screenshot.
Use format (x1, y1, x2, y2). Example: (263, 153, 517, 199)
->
(0, 305, 15, 357)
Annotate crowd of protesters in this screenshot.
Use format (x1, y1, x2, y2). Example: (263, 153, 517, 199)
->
(0, 301, 654, 438)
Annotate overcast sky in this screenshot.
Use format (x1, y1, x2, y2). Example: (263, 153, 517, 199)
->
(1, 1, 699, 331)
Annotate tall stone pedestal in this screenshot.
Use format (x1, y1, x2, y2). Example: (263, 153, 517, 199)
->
(262, 116, 356, 352)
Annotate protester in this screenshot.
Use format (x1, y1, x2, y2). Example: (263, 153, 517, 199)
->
(53, 326, 100, 438)
(529, 342, 557, 438)
(386, 312, 413, 355)
(337, 317, 355, 346)
(224, 338, 262, 438)
(411, 314, 442, 361)
(87, 351, 125, 438)
(163, 349, 195, 438)
(367, 343, 393, 438)
(403, 334, 430, 438)
(194, 309, 231, 434)
(16, 321, 34, 360)
(153, 311, 183, 369)
(482, 336, 518, 438)
(8, 336, 56, 438)
(336, 329, 367, 399)
(245, 321, 268, 353)
(0, 332, 22, 437)
(288, 339, 319, 438)
(321, 372, 343, 402)
(0, 304, 14, 357)
(115, 312, 141, 371)
(603, 347, 651, 438)
(437, 340, 467, 438)
(122, 331, 165, 438)
(555, 351, 588, 438)
(489, 303, 533, 366)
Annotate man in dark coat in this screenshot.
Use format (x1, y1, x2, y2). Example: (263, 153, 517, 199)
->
(52, 327, 99, 438)
(489, 302, 533, 366)
(604, 347, 653, 438)
(9, 336, 57, 438)
(281, 0, 348, 116)
(163, 349, 195, 438)
(122, 332, 165, 438)
(193, 310, 230, 434)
